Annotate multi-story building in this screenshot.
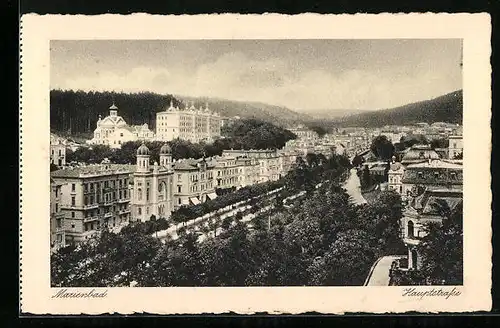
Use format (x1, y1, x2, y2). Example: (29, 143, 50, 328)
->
(235, 156, 261, 187)
(88, 103, 156, 149)
(131, 143, 175, 222)
(400, 189, 463, 269)
(155, 101, 222, 143)
(448, 135, 463, 159)
(400, 144, 441, 166)
(222, 149, 281, 182)
(387, 161, 405, 195)
(277, 149, 299, 176)
(400, 159, 463, 197)
(50, 134, 66, 167)
(50, 164, 133, 244)
(214, 156, 241, 190)
(289, 125, 319, 140)
(50, 178, 65, 252)
(172, 157, 217, 209)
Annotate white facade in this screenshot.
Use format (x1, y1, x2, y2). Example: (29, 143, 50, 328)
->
(156, 101, 222, 143)
(50, 134, 66, 167)
(448, 135, 463, 159)
(88, 103, 156, 148)
(132, 143, 175, 222)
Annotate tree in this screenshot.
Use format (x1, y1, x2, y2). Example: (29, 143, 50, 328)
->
(352, 154, 364, 167)
(453, 151, 463, 160)
(50, 163, 60, 172)
(417, 201, 463, 285)
(400, 134, 429, 149)
(430, 138, 448, 149)
(370, 135, 395, 160)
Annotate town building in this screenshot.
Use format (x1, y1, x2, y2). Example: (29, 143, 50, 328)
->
(400, 144, 441, 166)
(172, 156, 218, 209)
(155, 101, 222, 143)
(387, 160, 405, 194)
(222, 149, 281, 182)
(400, 159, 463, 197)
(214, 155, 241, 190)
(88, 103, 156, 149)
(50, 164, 133, 245)
(235, 156, 261, 187)
(131, 143, 175, 222)
(289, 125, 319, 140)
(448, 135, 463, 159)
(380, 131, 406, 144)
(50, 178, 66, 252)
(50, 134, 66, 167)
(400, 189, 463, 269)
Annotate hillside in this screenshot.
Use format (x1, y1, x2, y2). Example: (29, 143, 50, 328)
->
(298, 108, 369, 120)
(335, 90, 463, 127)
(50, 90, 312, 135)
(180, 96, 313, 126)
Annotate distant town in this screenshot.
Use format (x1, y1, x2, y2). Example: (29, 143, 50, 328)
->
(50, 98, 463, 287)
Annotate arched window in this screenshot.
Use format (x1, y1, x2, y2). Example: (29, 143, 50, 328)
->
(137, 188, 142, 201)
(407, 220, 415, 238)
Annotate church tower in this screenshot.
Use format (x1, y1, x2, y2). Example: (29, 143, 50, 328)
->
(136, 142, 150, 173)
(109, 102, 118, 117)
(159, 143, 172, 168)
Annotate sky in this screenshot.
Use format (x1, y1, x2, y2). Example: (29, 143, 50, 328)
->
(50, 39, 462, 112)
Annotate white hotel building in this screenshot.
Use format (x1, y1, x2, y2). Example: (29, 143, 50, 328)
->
(156, 101, 222, 143)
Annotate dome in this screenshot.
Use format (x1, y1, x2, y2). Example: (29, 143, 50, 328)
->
(137, 143, 150, 156)
(160, 143, 172, 154)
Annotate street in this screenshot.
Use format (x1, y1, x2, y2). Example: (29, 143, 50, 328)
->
(343, 168, 367, 205)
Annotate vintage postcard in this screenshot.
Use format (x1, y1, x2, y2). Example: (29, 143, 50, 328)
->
(20, 13, 491, 314)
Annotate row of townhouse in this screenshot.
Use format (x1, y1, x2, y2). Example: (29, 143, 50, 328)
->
(50, 144, 301, 249)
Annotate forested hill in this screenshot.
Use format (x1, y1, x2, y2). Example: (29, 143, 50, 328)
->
(50, 90, 180, 135)
(181, 96, 313, 126)
(50, 90, 312, 135)
(335, 90, 463, 127)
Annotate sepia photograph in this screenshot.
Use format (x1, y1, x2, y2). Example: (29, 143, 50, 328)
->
(48, 39, 464, 288)
(20, 13, 491, 314)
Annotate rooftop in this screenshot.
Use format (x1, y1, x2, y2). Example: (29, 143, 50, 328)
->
(406, 159, 463, 169)
(51, 164, 135, 178)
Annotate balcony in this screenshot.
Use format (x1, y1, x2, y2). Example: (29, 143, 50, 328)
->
(116, 198, 130, 204)
(118, 209, 131, 215)
(83, 203, 99, 210)
(101, 200, 114, 206)
(403, 237, 421, 246)
(104, 212, 113, 218)
(83, 216, 99, 223)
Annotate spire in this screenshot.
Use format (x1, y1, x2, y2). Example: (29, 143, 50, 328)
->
(169, 99, 173, 109)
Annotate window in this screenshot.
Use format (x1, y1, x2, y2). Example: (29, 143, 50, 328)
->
(71, 224, 75, 229)
(177, 186, 182, 193)
(71, 212, 75, 218)
(71, 183, 76, 192)
(138, 188, 142, 201)
(146, 188, 150, 201)
(407, 221, 415, 238)
(55, 203, 58, 212)
(138, 207, 142, 215)
(178, 198, 181, 204)
(417, 172, 423, 179)
(71, 196, 75, 206)
(124, 190, 127, 198)
(120, 133, 123, 137)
